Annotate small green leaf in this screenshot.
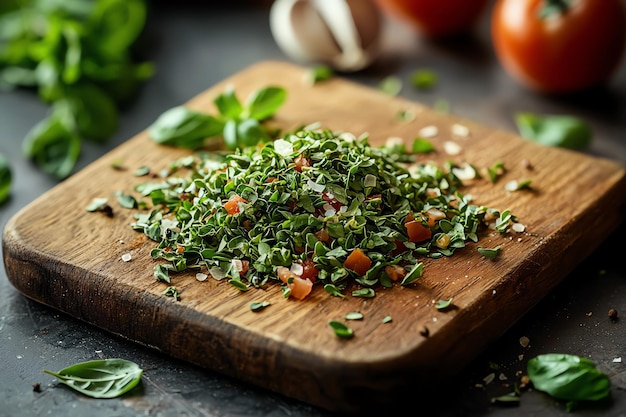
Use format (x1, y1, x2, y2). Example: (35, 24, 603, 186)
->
(380, 76, 402, 96)
(148, 106, 224, 149)
(86, 197, 109, 212)
(401, 263, 423, 286)
(491, 393, 520, 406)
(345, 311, 363, 320)
(328, 320, 354, 339)
(229, 279, 249, 292)
(308, 65, 334, 84)
(478, 246, 501, 259)
(245, 86, 287, 121)
(527, 353, 610, 402)
(412, 137, 435, 154)
(43, 359, 143, 399)
(382, 315, 392, 323)
(250, 301, 271, 312)
(214, 86, 244, 119)
(324, 284, 346, 298)
(352, 288, 375, 298)
(162, 286, 180, 301)
(410, 69, 437, 90)
(435, 298, 453, 310)
(515, 112, 592, 150)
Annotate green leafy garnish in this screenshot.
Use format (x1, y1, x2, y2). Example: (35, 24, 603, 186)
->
(148, 86, 286, 151)
(382, 315, 392, 323)
(1, 0, 153, 178)
(130, 128, 513, 299)
(250, 301, 271, 312)
(43, 359, 143, 399)
(379, 76, 402, 96)
(478, 246, 501, 259)
(0, 154, 12, 204)
(527, 353, 611, 403)
(162, 286, 180, 301)
(329, 320, 354, 339)
(345, 311, 364, 320)
(515, 113, 592, 150)
(412, 137, 436, 154)
(410, 69, 437, 90)
(435, 298, 453, 310)
(308, 65, 333, 84)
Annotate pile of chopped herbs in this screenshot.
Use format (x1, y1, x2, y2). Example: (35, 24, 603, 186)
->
(130, 128, 514, 298)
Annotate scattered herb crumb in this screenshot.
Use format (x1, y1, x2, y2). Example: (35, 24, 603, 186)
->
(382, 315, 392, 324)
(379, 76, 402, 96)
(410, 69, 437, 90)
(162, 286, 180, 301)
(435, 298, 453, 310)
(345, 311, 364, 320)
(308, 65, 334, 84)
(412, 137, 436, 153)
(329, 320, 354, 339)
(478, 246, 501, 259)
(396, 109, 416, 122)
(86, 198, 113, 217)
(250, 301, 271, 312)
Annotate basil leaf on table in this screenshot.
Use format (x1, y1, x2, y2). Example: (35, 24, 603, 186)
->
(244, 85, 287, 120)
(527, 353, 611, 402)
(515, 112, 592, 150)
(44, 358, 143, 399)
(22, 114, 81, 180)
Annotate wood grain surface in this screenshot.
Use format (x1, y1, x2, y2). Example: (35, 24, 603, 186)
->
(4, 61, 626, 413)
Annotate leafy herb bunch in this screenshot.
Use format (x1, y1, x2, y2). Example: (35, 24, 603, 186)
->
(132, 128, 511, 298)
(0, 0, 153, 179)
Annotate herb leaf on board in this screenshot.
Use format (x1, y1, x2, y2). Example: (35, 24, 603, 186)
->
(515, 113, 592, 150)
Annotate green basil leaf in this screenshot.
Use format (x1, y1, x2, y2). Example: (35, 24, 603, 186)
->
(244, 86, 286, 120)
(237, 118, 270, 147)
(0, 153, 12, 204)
(22, 114, 81, 179)
(328, 320, 354, 339)
(57, 83, 119, 142)
(43, 358, 143, 399)
(527, 353, 611, 402)
(88, 0, 147, 54)
(148, 106, 224, 148)
(515, 112, 592, 150)
(214, 87, 244, 119)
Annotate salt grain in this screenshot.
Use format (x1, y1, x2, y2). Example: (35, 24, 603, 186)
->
(451, 123, 470, 137)
(121, 253, 132, 262)
(196, 273, 208, 282)
(613, 357, 622, 363)
(419, 125, 438, 138)
(443, 141, 462, 155)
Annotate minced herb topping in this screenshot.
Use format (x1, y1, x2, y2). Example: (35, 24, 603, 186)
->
(130, 128, 514, 299)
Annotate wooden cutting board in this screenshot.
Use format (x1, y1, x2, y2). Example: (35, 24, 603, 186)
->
(4, 61, 626, 413)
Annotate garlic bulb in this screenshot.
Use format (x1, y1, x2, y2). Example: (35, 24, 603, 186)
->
(269, 0, 382, 72)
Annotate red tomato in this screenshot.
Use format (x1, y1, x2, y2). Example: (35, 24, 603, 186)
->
(277, 266, 313, 300)
(298, 259, 319, 283)
(374, 0, 490, 38)
(491, 0, 626, 93)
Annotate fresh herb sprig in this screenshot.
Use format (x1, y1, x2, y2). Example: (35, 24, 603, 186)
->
(147, 86, 286, 151)
(130, 128, 513, 299)
(0, 0, 153, 179)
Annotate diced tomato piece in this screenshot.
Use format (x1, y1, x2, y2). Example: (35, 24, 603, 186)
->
(223, 194, 248, 215)
(298, 259, 319, 283)
(344, 248, 372, 276)
(391, 239, 408, 255)
(405, 220, 432, 243)
(240, 260, 250, 275)
(385, 265, 406, 282)
(277, 266, 313, 300)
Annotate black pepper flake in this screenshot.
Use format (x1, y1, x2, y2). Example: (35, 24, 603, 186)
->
(33, 382, 41, 393)
(419, 325, 430, 337)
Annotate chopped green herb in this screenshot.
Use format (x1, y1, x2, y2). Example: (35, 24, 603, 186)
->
(478, 246, 501, 259)
(115, 191, 138, 209)
(412, 137, 436, 154)
(131, 128, 514, 300)
(433, 99, 450, 113)
(435, 298, 453, 310)
(527, 354, 610, 404)
(396, 109, 416, 122)
(110, 158, 125, 170)
(352, 288, 375, 298)
(86, 197, 110, 213)
(250, 301, 271, 312)
(162, 286, 180, 301)
(329, 320, 354, 339)
(345, 311, 364, 320)
(505, 179, 532, 191)
(134, 166, 151, 177)
(43, 359, 142, 399)
(308, 65, 334, 84)
(382, 315, 392, 323)
(515, 112, 592, 150)
(379, 76, 402, 96)
(487, 161, 505, 183)
(491, 393, 520, 406)
(411, 69, 437, 90)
